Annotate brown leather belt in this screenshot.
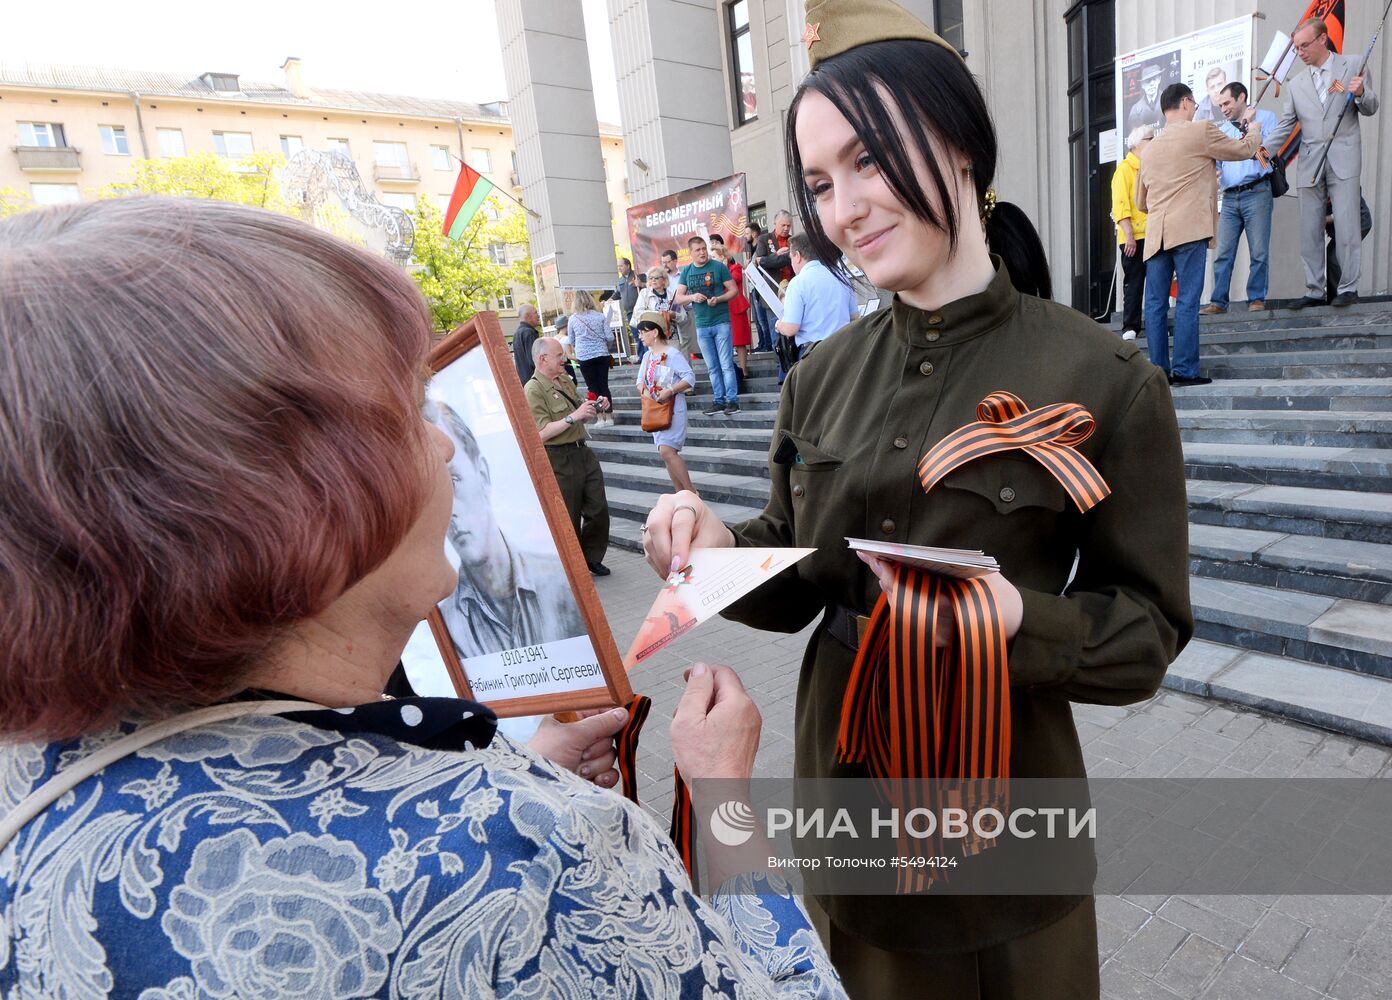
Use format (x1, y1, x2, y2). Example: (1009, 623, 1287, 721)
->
(824, 604, 871, 652)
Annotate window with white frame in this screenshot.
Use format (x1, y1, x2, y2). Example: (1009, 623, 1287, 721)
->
(280, 135, 304, 156)
(467, 147, 491, 173)
(18, 122, 66, 147)
(435, 193, 452, 213)
(379, 192, 418, 211)
(30, 183, 80, 204)
(373, 141, 409, 167)
(213, 131, 254, 158)
(99, 125, 130, 155)
(498, 291, 515, 310)
(325, 137, 351, 157)
(157, 128, 185, 157)
(430, 145, 452, 171)
(488, 242, 507, 265)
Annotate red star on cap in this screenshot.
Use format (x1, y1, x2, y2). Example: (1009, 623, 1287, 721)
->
(802, 21, 821, 50)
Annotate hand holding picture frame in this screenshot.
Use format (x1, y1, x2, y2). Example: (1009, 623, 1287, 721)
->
(408, 311, 631, 718)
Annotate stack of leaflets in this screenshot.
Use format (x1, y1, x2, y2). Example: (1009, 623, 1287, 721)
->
(846, 537, 999, 579)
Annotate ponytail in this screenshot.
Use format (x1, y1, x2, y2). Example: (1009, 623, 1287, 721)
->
(986, 201, 1052, 300)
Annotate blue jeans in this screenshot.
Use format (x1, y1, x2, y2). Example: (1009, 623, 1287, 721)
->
(1144, 240, 1207, 379)
(1210, 182, 1273, 307)
(697, 322, 738, 405)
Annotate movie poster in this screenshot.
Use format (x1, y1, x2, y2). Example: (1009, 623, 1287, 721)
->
(1115, 16, 1254, 150)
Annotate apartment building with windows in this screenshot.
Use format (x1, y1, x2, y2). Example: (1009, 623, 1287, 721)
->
(0, 58, 632, 319)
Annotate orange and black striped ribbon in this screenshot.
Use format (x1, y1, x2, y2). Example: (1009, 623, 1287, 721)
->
(838, 393, 1109, 889)
(615, 694, 698, 884)
(918, 391, 1110, 514)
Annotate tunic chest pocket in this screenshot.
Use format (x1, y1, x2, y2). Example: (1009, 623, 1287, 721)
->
(940, 452, 1068, 516)
(775, 431, 842, 502)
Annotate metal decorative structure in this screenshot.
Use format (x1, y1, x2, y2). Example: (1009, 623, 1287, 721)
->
(280, 150, 415, 261)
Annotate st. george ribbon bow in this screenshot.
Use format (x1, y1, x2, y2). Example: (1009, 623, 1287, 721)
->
(917, 391, 1111, 513)
(838, 392, 1110, 889)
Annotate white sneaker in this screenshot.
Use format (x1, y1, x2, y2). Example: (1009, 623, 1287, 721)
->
(1121, 329, 1138, 341)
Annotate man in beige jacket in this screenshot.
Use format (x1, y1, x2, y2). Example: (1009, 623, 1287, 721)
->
(1137, 83, 1262, 386)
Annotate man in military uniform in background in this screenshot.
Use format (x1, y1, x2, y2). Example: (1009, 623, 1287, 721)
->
(525, 337, 612, 576)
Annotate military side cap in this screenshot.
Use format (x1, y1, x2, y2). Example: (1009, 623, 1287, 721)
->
(803, 0, 961, 68)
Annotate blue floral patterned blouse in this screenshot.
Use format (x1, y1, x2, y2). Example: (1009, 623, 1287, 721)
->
(0, 697, 844, 998)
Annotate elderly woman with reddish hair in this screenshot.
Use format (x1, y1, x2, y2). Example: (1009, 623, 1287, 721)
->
(0, 198, 844, 998)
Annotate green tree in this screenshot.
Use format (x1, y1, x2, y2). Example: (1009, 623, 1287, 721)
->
(407, 196, 533, 332)
(99, 151, 290, 210)
(0, 188, 33, 218)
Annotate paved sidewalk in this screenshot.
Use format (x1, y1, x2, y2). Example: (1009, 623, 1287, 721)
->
(593, 548, 1392, 1000)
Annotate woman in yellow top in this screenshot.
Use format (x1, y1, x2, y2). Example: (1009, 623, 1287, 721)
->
(1111, 125, 1155, 340)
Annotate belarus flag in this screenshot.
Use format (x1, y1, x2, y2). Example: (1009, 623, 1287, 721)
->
(441, 162, 495, 240)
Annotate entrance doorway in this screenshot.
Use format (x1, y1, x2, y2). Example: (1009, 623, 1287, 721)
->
(1065, 0, 1117, 318)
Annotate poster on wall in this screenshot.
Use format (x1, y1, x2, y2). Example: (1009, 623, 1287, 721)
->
(626, 173, 749, 272)
(1115, 16, 1254, 143)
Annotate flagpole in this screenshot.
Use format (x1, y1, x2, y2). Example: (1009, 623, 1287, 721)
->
(1311, 0, 1392, 184)
(452, 153, 541, 221)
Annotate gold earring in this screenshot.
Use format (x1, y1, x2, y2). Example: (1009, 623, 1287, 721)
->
(980, 187, 998, 227)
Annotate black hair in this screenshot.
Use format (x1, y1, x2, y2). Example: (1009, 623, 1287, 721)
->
(785, 39, 1052, 300)
(1221, 81, 1248, 103)
(598, 289, 614, 303)
(748, 221, 763, 234)
(710, 234, 724, 245)
(660, 249, 678, 261)
(1160, 83, 1193, 112)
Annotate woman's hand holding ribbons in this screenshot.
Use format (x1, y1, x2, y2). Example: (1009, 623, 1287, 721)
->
(855, 551, 1025, 647)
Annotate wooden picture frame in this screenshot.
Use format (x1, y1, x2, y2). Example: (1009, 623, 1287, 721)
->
(419, 311, 631, 717)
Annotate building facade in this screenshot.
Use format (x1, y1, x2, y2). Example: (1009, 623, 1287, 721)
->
(0, 59, 633, 320)
(694, 0, 1391, 312)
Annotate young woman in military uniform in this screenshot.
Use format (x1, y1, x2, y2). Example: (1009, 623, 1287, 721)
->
(641, 1, 1193, 996)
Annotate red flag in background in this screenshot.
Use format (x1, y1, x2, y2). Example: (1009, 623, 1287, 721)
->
(1276, 0, 1347, 162)
(1302, 0, 1347, 52)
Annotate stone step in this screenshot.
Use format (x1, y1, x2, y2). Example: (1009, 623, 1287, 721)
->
(601, 459, 771, 509)
(607, 390, 784, 414)
(589, 421, 774, 452)
(1189, 576, 1392, 679)
(606, 485, 761, 528)
(1187, 523, 1392, 603)
(1112, 299, 1392, 333)
(1168, 378, 1392, 412)
(1200, 331, 1392, 356)
(1197, 349, 1392, 380)
(1182, 441, 1392, 493)
(1188, 480, 1392, 545)
(1164, 639, 1392, 746)
(593, 440, 769, 480)
(1175, 410, 1392, 448)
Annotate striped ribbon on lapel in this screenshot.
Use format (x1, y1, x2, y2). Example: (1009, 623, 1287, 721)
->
(918, 391, 1109, 513)
(838, 392, 1109, 889)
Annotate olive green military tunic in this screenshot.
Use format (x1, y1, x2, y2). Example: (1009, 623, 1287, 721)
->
(526, 371, 610, 565)
(724, 261, 1193, 956)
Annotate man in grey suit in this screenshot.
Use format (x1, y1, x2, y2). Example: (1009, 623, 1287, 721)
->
(1263, 16, 1378, 308)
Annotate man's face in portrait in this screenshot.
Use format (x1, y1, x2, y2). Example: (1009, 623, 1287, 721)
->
(444, 435, 495, 566)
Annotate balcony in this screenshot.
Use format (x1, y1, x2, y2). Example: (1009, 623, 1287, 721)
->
(14, 145, 81, 172)
(510, 171, 520, 188)
(373, 162, 420, 183)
